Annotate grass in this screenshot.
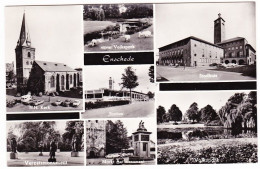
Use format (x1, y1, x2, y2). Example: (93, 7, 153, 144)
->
(209, 65, 256, 77)
(84, 25, 154, 52)
(84, 21, 116, 34)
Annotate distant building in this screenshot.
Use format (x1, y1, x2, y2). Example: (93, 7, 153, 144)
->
(15, 13, 81, 94)
(158, 13, 256, 66)
(86, 120, 106, 158)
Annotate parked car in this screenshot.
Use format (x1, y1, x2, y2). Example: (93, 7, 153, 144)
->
(21, 94, 33, 103)
(61, 100, 71, 107)
(30, 100, 44, 106)
(71, 100, 80, 107)
(52, 100, 63, 106)
(105, 153, 120, 159)
(23, 99, 35, 105)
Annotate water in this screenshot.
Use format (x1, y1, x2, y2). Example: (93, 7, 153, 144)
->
(157, 126, 257, 140)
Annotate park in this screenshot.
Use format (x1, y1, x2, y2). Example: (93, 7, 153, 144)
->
(157, 91, 257, 164)
(7, 121, 84, 166)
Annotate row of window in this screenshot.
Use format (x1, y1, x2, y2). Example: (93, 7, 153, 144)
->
(226, 46, 243, 51)
(199, 58, 219, 63)
(50, 74, 73, 88)
(225, 51, 243, 58)
(160, 48, 184, 56)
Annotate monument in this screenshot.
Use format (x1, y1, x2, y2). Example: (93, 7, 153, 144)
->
(38, 141, 43, 156)
(129, 121, 152, 161)
(71, 135, 80, 157)
(10, 138, 18, 159)
(48, 140, 57, 162)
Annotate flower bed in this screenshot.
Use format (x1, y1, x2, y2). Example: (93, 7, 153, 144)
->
(158, 143, 257, 164)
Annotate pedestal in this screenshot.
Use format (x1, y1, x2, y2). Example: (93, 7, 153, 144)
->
(57, 149, 60, 153)
(71, 151, 79, 157)
(39, 152, 43, 156)
(10, 152, 18, 159)
(48, 158, 56, 162)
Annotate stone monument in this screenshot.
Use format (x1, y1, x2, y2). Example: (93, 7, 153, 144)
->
(71, 135, 80, 157)
(38, 141, 43, 156)
(48, 140, 57, 162)
(10, 138, 18, 159)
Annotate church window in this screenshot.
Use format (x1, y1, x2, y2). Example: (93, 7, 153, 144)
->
(240, 46, 242, 49)
(28, 52, 31, 58)
(50, 76, 55, 87)
(26, 61, 29, 65)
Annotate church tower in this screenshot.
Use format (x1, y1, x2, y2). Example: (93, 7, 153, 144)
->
(214, 13, 225, 44)
(15, 12, 35, 93)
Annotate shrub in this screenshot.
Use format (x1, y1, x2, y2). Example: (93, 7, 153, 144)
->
(85, 100, 130, 109)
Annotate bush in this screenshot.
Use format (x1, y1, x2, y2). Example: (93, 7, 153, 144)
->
(158, 143, 258, 164)
(85, 100, 130, 109)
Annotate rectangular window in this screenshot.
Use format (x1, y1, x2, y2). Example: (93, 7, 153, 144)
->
(143, 143, 147, 151)
(134, 135, 139, 141)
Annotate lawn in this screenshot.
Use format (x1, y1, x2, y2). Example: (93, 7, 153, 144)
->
(84, 25, 154, 52)
(209, 65, 256, 78)
(84, 21, 116, 34)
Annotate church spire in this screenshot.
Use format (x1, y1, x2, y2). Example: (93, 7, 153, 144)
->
(17, 12, 31, 47)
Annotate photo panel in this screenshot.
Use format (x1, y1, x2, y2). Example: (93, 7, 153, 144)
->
(156, 90, 257, 164)
(83, 4, 154, 52)
(5, 5, 84, 113)
(155, 2, 256, 82)
(82, 64, 155, 118)
(86, 118, 156, 165)
(6, 120, 85, 167)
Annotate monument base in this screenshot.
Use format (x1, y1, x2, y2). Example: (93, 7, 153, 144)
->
(71, 151, 79, 157)
(39, 152, 43, 156)
(48, 158, 56, 162)
(57, 149, 60, 153)
(10, 152, 18, 159)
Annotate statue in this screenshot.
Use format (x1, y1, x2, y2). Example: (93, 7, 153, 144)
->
(137, 120, 147, 131)
(10, 138, 18, 159)
(71, 135, 80, 157)
(139, 120, 143, 129)
(10, 138, 17, 153)
(48, 140, 57, 162)
(38, 141, 43, 156)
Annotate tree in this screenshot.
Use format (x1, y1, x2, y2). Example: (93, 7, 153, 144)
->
(200, 105, 218, 123)
(148, 66, 154, 83)
(62, 121, 84, 151)
(157, 106, 166, 124)
(168, 104, 182, 123)
(186, 102, 199, 122)
(120, 66, 139, 101)
(147, 91, 154, 99)
(106, 120, 129, 154)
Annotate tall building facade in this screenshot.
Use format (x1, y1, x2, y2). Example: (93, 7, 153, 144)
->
(15, 13, 36, 92)
(214, 13, 225, 44)
(86, 120, 106, 158)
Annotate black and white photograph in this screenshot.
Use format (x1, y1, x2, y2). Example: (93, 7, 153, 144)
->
(6, 120, 84, 166)
(82, 65, 155, 118)
(156, 91, 257, 164)
(86, 119, 156, 165)
(5, 6, 84, 113)
(83, 4, 154, 52)
(155, 2, 256, 82)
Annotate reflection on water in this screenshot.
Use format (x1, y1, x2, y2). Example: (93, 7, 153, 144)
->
(157, 127, 257, 140)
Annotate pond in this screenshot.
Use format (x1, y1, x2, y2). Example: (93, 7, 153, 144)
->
(157, 126, 257, 141)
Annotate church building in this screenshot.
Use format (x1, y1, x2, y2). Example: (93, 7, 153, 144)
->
(15, 13, 80, 94)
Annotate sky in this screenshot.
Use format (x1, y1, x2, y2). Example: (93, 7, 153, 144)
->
(5, 5, 83, 69)
(84, 65, 156, 94)
(155, 2, 256, 51)
(111, 118, 156, 142)
(6, 120, 69, 138)
(156, 90, 252, 115)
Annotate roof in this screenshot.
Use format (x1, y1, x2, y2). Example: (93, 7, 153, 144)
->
(216, 37, 245, 45)
(246, 44, 256, 52)
(159, 36, 223, 50)
(35, 60, 76, 72)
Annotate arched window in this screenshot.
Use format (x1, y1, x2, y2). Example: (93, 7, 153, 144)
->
(26, 61, 29, 65)
(28, 52, 31, 58)
(50, 76, 55, 87)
